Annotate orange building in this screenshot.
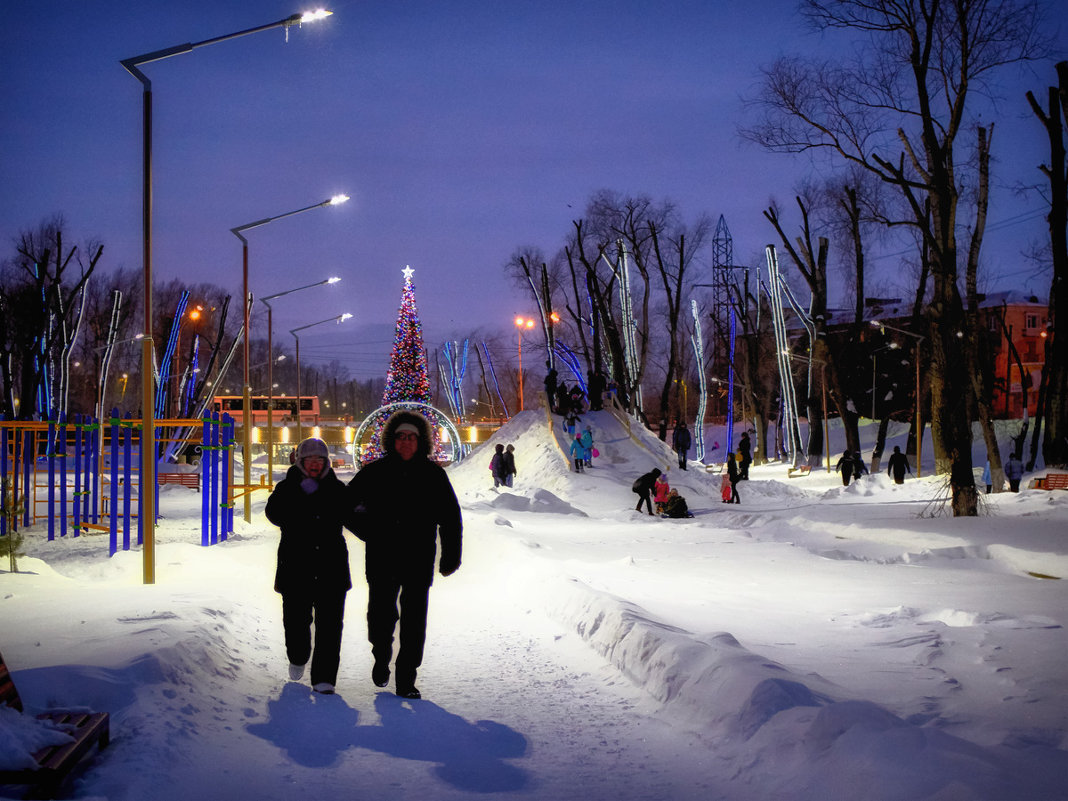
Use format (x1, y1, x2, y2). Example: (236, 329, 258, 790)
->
(978, 291, 1049, 418)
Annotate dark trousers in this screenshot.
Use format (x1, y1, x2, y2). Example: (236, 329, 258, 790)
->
(635, 490, 653, 514)
(367, 576, 431, 689)
(676, 450, 687, 469)
(282, 590, 347, 686)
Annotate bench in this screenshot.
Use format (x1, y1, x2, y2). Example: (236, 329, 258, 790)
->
(158, 471, 200, 491)
(1033, 472, 1068, 491)
(0, 650, 110, 799)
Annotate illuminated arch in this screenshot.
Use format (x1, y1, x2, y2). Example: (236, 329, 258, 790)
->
(351, 401, 468, 467)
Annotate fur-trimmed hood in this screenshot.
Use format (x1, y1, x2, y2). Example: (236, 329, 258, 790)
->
(381, 410, 434, 459)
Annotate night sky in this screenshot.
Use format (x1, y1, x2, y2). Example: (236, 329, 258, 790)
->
(3, 1, 1065, 378)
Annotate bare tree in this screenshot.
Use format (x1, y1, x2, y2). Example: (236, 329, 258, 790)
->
(744, 0, 1047, 515)
(1027, 62, 1068, 468)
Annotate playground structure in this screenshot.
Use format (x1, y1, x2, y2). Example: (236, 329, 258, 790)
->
(1, 412, 238, 554)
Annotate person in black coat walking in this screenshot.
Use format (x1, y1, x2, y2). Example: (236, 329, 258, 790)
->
(738, 432, 752, 479)
(265, 437, 358, 694)
(347, 411, 462, 700)
(886, 446, 911, 484)
(835, 451, 854, 486)
(671, 420, 691, 470)
(632, 468, 662, 515)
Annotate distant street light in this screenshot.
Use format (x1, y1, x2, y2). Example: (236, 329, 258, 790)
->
(261, 277, 341, 485)
(291, 314, 352, 443)
(232, 196, 348, 522)
(514, 315, 536, 411)
(121, 8, 333, 583)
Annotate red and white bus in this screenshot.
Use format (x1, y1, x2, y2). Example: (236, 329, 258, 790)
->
(211, 396, 320, 425)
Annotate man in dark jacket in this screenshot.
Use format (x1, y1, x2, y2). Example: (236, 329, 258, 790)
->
(671, 420, 691, 470)
(347, 411, 462, 700)
(886, 446, 911, 484)
(632, 467, 662, 515)
(265, 437, 357, 695)
(835, 451, 854, 486)
(738, 432, 752, 479)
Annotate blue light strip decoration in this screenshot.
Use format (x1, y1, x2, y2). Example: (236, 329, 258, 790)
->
(479, 341, 510, 419)
(155, 291, 189, 418)
(726, 306, 737, 456)
(552, 342, 586, 391)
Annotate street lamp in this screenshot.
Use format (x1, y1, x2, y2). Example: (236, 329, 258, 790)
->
(261, 277, 340, 485)
(514, 315, 536, 411)
(232, 196, 348, 522)
(121, 8, 334, 583)
(291, 313, 352, 443)
(871, 320, 926, 477)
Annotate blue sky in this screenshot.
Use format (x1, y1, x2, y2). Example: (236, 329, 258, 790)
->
(2, 1, 1065, 378)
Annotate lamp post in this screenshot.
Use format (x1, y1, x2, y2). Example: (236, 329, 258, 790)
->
(871, 320, 926, 478)
(291, 314, 352, 443)
(261, 277, 340, 485)
(514, 315, 536, 411)
(232, 196, 348, 522)
(121, 8, 333, 583)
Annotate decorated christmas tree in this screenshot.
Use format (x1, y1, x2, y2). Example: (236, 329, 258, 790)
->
(382, 266, 432, 406)
(359, 266, 434, 463)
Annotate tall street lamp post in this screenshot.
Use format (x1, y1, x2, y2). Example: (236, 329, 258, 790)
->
(261, 277, 340, 485)
(291, 314, 352, 444)
(871, 320, 926, 478)
(231, 195, 348, 522)
(121, 8, 333, 584)
(514, 315, 535, 411)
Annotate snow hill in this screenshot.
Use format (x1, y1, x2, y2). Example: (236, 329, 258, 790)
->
(1, 406, 1065, 800)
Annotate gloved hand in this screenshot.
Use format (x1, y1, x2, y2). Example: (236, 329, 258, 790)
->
(439, 558, 460, 577)
(300, 477, 318, 494)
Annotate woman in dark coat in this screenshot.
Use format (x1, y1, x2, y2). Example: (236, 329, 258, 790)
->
(347, 411, 462, 699)
(265, 437, 357, 694)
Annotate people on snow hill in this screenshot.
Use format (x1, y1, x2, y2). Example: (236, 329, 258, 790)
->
(632, 468, 661, 515)
(267, 411, 463, 702)
(671, 420, 690, 470)
(265, 437, 358, 695)
(347, 411, 463, 700)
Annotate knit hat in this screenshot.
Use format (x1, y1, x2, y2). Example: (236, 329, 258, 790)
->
(295, 437, 329, 476)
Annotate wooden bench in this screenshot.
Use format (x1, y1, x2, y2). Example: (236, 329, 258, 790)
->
(1033, 472, 1068, 491)
(158, 471, 200, 491)
(0, 650, 110, 799)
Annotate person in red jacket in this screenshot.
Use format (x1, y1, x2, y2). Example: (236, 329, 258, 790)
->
(347, 411, 462, 700)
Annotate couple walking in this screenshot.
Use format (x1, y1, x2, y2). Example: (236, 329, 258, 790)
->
(265, 411, 462, 700)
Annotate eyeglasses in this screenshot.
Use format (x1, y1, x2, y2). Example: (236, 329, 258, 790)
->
(395, 433, 419, 442)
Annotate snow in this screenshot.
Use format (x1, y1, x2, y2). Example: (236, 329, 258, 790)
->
(1, 409, 1066, 800)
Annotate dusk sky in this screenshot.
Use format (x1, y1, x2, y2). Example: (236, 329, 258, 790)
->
(3, 1, 1065, 379)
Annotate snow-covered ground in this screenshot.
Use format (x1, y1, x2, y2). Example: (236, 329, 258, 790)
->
(2, 409, 1066, 800)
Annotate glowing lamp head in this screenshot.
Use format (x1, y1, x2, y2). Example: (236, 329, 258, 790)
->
(327, 276, 341, 284)
(339, 313, 353, 323)
(301, 9, 333, 23)
(328, 194, 349, 205)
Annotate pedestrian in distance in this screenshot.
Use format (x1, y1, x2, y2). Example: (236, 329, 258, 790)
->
(588, 370, 606, 411)
(632, 467, 661, 515)
(544, 362, 558, 414)
(982, 460, 992, 493)
(555, 382, 570, 418)
(653, 471, 671, 514)
(489, 443, 505, 488)
(852, 451, 869, 482)
(835, 451, 854, 486)
(501, 444, 517, 488)
(671, 420, 691, 470)
(886, 446, 911, 484)
(580, 425, 595, 468)
(346, 411, 462, 700)
(1005, 451, 1025, 492)
(738, 432, 752, 480)
(564, 409, 581, 437)
(569, 433, 586, 473)
(264, 437, 358, 695)
(726, 453, 741, 504)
